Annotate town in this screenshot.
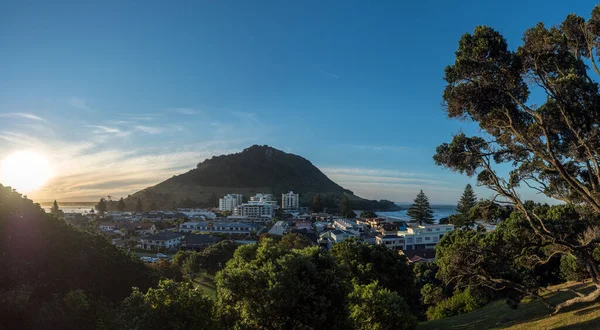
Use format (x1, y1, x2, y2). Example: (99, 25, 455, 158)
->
(53, 190, 492, 264)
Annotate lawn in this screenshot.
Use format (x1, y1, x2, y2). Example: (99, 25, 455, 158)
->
(192, 272, 217, 299)
(418, 281, 600, 330)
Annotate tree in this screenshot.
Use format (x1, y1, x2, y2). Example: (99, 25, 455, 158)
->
(50, 200, 62, 217)
(346, 210, 357, 219)
(457, 184, 477, 215)
(117, 198, 126, 212)
(312, 194, 323, 213)
(112, 280, 217, 330)
(279, 232, 313, 250)
(95, 197, 107, 216)
(348, 282, 417, 330)
(331, 238, 421, 316)
(135, 198, 143, 213)
(208, 192, 218, 208)
(216, 239, 351, 329)
(360, 210, 378, 219)
(406, 190, 434, 225)
(339, 195, 351, 218)
(433, 7, 600, 313)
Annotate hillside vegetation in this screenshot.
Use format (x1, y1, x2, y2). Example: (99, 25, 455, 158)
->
(127, 145, 399, 211)
(418, 281, 600, 330)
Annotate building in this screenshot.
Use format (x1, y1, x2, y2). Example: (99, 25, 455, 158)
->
(211, 222, 259, 234)
(268, 221, 289, 236)
(233, 202, 274, 219)
(140, 232, 185, 250)
(250, 193, 278, 207)
(333, 218, 364, 235)
(177, 208, 216, 220)
(282, 191, 299, 209)
(375, 224, 454, 251)
(179, 221, 210, 233)
(180, 234, 221, 250)
(318, 229, 358, 249)
(219, 194, 243, 212)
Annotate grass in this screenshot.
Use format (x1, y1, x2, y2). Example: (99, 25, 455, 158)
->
(418, 281, 600, 330)
(192, 272, 217, 299)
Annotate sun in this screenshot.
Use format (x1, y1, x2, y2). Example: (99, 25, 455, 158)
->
(1, 151, 53, 193)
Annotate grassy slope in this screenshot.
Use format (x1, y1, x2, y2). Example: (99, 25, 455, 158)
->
(192, 272, 217, 299)
(418, 281, 600, 330)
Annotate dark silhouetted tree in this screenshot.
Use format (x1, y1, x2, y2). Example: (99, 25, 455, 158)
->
(135, 198, 143, 213)
(339, 195, 351, 218)
(117, 197, 126, 212)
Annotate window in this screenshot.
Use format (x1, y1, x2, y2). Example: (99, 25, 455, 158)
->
(436, 228, 440, 231)
(425, 237, 431, 241)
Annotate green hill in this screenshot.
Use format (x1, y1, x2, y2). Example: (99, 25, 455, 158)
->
(418, 281, 600, 330)
(127, 145, 400, 211)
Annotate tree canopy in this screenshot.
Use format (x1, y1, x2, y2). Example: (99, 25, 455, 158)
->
(312, 193, 323, 213)
(433, 6, 600, 313)
(407, 190, 434, 225)
(117, 197, 126, 212)
(339, 194, 352, 217)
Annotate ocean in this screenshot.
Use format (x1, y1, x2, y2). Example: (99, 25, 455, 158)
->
(43, 205, 95, 214)
(377, 204, 457, 223)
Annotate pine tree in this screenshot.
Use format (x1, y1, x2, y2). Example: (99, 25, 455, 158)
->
(50, 200, 61, 216)
(406, 190, 434, 225)
(135, 198, 144, 213)
(456, 184, 477, 215)
(117, 197, 126, 212)
(339, 195, 351, 218)
(312, 194, 323, 213)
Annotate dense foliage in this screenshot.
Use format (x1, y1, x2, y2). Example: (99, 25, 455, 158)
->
(407, 190, 434, 225)
(0, 185, 157, 329)
(434, 5, 600, 313)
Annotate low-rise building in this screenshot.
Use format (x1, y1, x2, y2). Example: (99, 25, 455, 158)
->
(180, 234, 221, 250)
(318, 229, 358, 249)
(140, 232, 185, 250)
(269, 221, 289, 236)
(177, 208, 216, 220)
(212, 222, 258, 235)
(179, 221, 210, 233)
(250, 193, 278, 207)
(375, 224, 454, 250)
(333, 218, 364, 235)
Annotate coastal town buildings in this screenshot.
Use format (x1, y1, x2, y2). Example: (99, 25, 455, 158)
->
(282, 191, 299, 209)
(219, 194, 243, 212)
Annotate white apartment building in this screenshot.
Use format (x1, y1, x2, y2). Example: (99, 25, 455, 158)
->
(234, 202, 274, 219)
(333, 218, 364, 235)
(219, 194, 244, 212)
(250, 193, 278, 207)
(179, 221, 211, 233)
(375, 224, 454, 250)
(282, 191, 299, 209)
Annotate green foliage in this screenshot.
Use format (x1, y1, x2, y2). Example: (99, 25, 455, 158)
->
(116, 197, 126, 212)
(339, 194, 352, 217)
(349, 282, 417, 330)
(346, 210, 357, 219)
(279, 232, 313, 250)
(312, 193, 323, 213)
(360, 210, 378, 218)
(407, 190, 434, 225)
(149, 259, 183, 281)
(173, 250, 192, 266)
(331, 238, 421, 316)
(216, 239, 352, 329)
(95, 197, 107, 215)
(426, 287, 484, 320)
(182, 241, 239, 276)
(421, 284, 444, 306)
(135, 198, 143, 213)
(110, 279, 217, 330)
(456, 184, 477, 215)
(560, 255, 589, 282)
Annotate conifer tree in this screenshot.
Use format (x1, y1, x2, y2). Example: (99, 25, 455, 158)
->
(117, 197, 126, 212)
(339, 195, 351, 218)
(406, 190, 434, 225)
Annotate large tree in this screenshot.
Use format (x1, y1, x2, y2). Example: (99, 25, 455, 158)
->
(95, 197, 107, 216)
(117, 197, 126, 212)
(50, 200, 62, 217)
(407, 190, 434, 225)
(312, 193, 323, 213)
(433, 6, 600, 313)
(449, 185, 478, 227)
(339, 195, 351, 217)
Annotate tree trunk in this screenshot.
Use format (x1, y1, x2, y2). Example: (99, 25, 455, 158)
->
(552, 284, 600, 315)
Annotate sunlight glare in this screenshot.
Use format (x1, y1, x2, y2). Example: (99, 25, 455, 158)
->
(1, 151, 53, 193)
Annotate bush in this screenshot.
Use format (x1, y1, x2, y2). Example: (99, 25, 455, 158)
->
(349, 282, 417, 330)
(426, 287, 485, 320)
(560, 255, 589, 282)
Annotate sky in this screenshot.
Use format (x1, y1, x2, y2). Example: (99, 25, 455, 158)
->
(0, 0, 597, 204)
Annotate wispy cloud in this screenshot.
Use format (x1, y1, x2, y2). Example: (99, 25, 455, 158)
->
(87, 125, 130, 137)
(68, 96, 91, 111)
(170, 107, 201, 115)
(134, 125, 163, 134)
(0, 112, 46, 122)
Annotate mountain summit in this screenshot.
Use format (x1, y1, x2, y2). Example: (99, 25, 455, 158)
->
(128, 145, 399, 211)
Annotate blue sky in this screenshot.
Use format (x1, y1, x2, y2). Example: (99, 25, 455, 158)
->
(0, 0, 596, 203)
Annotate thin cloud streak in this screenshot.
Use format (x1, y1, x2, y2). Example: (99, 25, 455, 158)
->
(134, 125, 163, 134)
(170, 107, 201, 115)
(0, 112, 46, 121)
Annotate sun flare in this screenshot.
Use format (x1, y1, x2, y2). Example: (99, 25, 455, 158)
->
(1, 151, 53, 193)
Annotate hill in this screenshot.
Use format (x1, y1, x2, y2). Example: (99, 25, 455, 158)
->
(126, 145, 400, 211)
(418, 281, 600, 330)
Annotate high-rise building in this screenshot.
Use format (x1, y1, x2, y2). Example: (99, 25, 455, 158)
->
(282, 191, 299, 209)
(218, 194, 243, 211)
(250, 193, 278, 207)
